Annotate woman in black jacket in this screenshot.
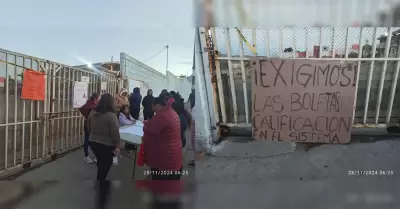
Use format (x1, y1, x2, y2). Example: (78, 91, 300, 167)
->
(142, 89, 155, 120)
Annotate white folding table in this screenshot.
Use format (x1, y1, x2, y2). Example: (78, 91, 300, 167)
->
(119, 121, 143, 179)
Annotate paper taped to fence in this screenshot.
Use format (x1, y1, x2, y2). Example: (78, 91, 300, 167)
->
(100, 82, 107, 90)
(81, 76, 89, 83)
(251, 58, 357, 144)
(21, 69, 45, 101)
(73, 81, 88, 108)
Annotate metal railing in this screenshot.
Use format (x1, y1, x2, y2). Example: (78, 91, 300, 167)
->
(206, 27, 400, 127)
(0, 48, 119, 177)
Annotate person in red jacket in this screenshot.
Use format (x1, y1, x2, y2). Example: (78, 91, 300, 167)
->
(143, 96, 183, 180)
(79, 92, 100, 164)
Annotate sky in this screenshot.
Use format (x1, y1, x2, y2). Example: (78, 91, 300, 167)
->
(0, 0, 194, 76)
(0, 0, 398, 78)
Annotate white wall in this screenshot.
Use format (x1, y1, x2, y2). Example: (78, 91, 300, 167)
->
(120, 52, 166, 96)
(120, 52, 192, 98)
(166, 71, 192, 101)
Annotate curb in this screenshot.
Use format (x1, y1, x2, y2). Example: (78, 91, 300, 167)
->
(223, 126, 400, 142)
(0, 146, 83, 180)
(0, 181, 54, 209)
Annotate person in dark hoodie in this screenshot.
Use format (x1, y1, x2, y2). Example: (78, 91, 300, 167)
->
(129, 87, 142, 120)
(171, 95, 188, 148)
(160, 89, 168, 97)
(79, 92, 100, 164)
(142, 89, 155, 120)
(188, 89, 195, 109)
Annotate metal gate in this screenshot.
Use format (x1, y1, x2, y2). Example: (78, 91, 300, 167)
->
(205, 27, 400, 128)
(0, 48, 119, 177)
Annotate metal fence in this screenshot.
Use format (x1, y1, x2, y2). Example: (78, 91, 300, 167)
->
(207, 27, 400, 127)
(0, 48, 119, 177)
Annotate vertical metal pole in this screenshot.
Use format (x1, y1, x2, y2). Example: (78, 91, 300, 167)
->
(319, 28, 322, 59)
(66, 68, 71, 148)
(29, 60, 33, 160)
(224, 27, 238, 123)
(61, 67, 66, 151)
(352, 27, 364, 124)
(279, 28, 283, 57)
(21, 58, 26, 164)
(42, 62, 48, 158)
(363, 28, 378, 124)
(292, 28, 296, 58)
(238, 29, 249, 124)
(266, 28, 270, 57)
(13, 55, 18, 166)
(332, 27, 336, 58)
(5, 53, 9, 169)
(50, 63, 55, 154)
(386, 38, 400, 123)
(166, 45, 169, 73)
(56, 66, 61, 151)
(305, 28, 309, 58)
(252, 27, 257, 55)
(345, 28, 349, 59)
(208, 28, 223, 123)
(375, 27, 393, 124)
(72, 71, 76, 147)
(35, 63, 40, 159)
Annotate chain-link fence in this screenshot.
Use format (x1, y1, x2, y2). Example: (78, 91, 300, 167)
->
(209, 27, 400, 126)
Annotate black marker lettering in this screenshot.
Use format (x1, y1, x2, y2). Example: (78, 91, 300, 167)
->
(340, 65, 352, 87)
(296, 64, 312, 88)
(329, 65, 340, 86)
(270, 60, 287, 86)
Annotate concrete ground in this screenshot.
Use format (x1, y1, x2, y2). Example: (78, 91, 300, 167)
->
(5, 143, 195, 209)
(3, 133, 400, 209)
(195, 137, 400, 209)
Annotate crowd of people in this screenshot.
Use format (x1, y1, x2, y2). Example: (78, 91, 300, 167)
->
(79, 87, 195, 181)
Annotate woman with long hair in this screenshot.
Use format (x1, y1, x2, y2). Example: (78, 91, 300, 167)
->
(79, 92, 100, 164)
(87, 93, 120, 180)
(119, 104, 136, 125)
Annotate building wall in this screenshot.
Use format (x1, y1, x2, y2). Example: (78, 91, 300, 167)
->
(166, 71, 192, 101)
(120, 52, 192, 99)
(120, 52, 167, 96)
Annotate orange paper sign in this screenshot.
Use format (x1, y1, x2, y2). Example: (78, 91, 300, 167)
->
(21, 69, 45, 101)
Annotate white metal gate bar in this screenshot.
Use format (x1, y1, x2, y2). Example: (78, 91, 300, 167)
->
(224, 27, 238, 123)
(387, 37, 400, 124)
(207, 27, 400, 127)
(353, 27, 363, 124)
(211, 28, 227, 123)
(376, 27, 393, 124)
(238, 28, 250, 124)
(0, 48, 119, 177)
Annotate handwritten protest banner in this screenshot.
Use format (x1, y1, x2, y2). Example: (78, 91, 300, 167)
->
(252, 58, 357, 144)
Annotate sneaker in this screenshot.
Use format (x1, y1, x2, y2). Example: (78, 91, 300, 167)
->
(84, 156, 94, 164)
(113, 156, 119, 166)
(188, 160, 195, 168)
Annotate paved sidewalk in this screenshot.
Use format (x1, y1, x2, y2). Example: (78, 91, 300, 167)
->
(1, 130, 194, 209)
(195, 137, 400, 208)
